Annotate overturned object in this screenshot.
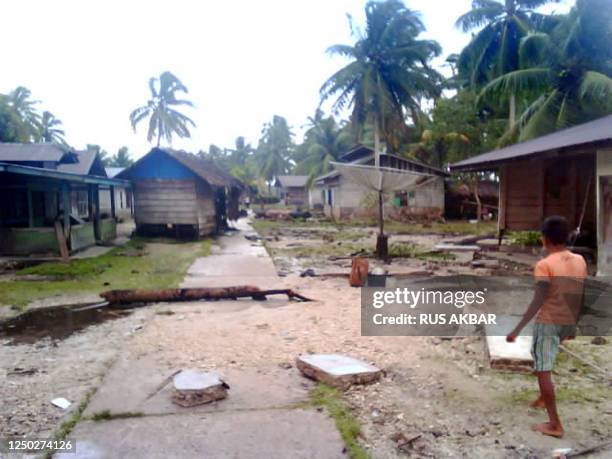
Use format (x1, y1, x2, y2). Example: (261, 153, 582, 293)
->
(171, 370, 229, 407)
(101, 286, 313, 305)
(296, 354, 382, 390)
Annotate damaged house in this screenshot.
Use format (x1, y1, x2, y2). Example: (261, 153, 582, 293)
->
(117, 148, 242, 237)
(311, 145, 447, 220)
(0, 144, 128, 256)
(450, 114, 612, 276)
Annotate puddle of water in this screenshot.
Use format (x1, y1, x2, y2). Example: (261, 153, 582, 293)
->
(0, 304, 132, 345)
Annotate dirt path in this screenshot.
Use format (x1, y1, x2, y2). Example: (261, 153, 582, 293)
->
(59, 220, 346, 459)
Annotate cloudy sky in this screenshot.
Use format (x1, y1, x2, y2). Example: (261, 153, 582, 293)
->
(0, 0, 573, 158)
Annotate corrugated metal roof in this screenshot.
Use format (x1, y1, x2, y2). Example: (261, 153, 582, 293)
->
(57, 150, 100, 176)
(0, 162, 129, 186)
(275, 175, 308, 188)
(105, 167, 125, 178)
(450, 115, 612, 171)
(0, 143, 73, 162)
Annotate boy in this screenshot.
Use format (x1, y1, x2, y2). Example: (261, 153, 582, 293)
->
(506, 216, 587, 438)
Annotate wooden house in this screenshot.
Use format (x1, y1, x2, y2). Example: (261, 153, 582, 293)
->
(273, 175, 308, 206)
(0, 144, 128, 256)
(312, 145, 447, 220)
(117, 148, 242, 237)
(450, 115, 612, 276)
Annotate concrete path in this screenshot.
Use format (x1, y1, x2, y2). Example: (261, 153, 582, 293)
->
(58, 219, 345, 459)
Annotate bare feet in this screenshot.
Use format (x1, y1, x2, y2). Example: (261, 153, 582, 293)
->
(531, 422, 564, 438)
(529, 397, 546, 409)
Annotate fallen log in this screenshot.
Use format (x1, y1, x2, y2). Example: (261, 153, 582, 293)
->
(100, 286, 313, 305)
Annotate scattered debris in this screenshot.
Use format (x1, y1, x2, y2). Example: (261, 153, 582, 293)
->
(296, 354, 382, 390)
(591, 336, 608, 345)
(7, 367, 38, 376)
(50, 397, 71, 410)
(171, 370, 229, 407)
(434, 243, 481, 252)
(390, 432, 422, 452)
(300, 268, 316, 277)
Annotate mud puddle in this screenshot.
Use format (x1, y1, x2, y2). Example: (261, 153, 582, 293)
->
(0, 303, 133, 345)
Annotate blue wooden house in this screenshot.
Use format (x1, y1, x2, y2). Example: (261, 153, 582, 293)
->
(117, 148, 242, 237)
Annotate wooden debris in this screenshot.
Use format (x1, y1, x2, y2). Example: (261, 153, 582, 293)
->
(100, 286, 313, 305)
(296, 354, 382, 390)
(54, 221, 70, 262)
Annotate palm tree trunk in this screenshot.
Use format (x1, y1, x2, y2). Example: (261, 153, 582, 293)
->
(373, 120, 387, 259)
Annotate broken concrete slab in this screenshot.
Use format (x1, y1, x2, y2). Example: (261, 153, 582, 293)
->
(84, 355, 312, 417)
(296, 354, 382, 390)
(485, 317, 533, 372)
(171, 370, 228, 407)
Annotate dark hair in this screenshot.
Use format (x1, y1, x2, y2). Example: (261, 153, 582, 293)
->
(541, 216, 569, 245)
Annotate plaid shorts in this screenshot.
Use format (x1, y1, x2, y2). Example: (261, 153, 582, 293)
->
(531, 323, 576, 372)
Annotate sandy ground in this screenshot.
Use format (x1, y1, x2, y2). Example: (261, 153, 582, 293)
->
(1, 219, 611, 458)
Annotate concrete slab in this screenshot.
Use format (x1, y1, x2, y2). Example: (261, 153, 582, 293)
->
(181, 220, 279, 289)
(172, 370, 228, 407)
(296, 354, 382, 390)
(57, 409, 345, 459)
(84, 355, 312, 417)
(485, 316, 534, 372)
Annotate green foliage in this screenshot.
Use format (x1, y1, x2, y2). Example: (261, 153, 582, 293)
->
(477, 0, 612, 141)
(255, 115, 294, 184)
(0, 87, 67, 144)
(320, 0, 442, 152)
(130, 71, 196, 146)
(37, 111, 66, 144)
(310, 384, 370, 459)
(507, 230, 541, 246)
(108, 146, 134, 167)
(293, 109, 352, 184)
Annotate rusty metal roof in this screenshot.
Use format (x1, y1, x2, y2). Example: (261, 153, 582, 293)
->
(450, 115, 612, 171)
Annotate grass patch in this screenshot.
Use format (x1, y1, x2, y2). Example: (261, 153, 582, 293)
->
(91, 409, 145, 421)
(0, 238, 212, 308)
(389, 242, 456, 261)
(310, 384, 370, 459)
(272, 242, 369, 259)
(43, 388, 95, 459)
(252, 218, 497, 238)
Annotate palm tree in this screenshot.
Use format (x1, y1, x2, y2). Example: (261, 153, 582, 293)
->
(294, 110, 352, 184)
(109, 146, 133, 167)
(478, 0, 612, 140)
(129, 71, 195, 147)
(321, 0, 442, 164)
(320, 0, 441, 255)
(255, 115, 293, 192)
(37, 111, 66, 144)
(7, 86, 41, 139)
(456, 0, 560, 126)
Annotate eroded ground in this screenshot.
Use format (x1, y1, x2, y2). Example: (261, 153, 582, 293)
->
(1, 217, 611, 458)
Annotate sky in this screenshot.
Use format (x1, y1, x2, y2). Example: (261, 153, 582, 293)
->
(0, 0, 573, 159)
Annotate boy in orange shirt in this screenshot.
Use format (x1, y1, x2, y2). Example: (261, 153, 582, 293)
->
(507, 216, 587, 438)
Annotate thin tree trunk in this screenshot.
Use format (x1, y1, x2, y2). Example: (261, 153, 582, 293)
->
(472, 174, 482, 221)
(509, 93, 516, 129)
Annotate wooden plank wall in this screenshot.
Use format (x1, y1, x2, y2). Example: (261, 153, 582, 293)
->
(502, 154, 596, 232)
(195, 180, 217, 235)
(134, 179, 198, 225)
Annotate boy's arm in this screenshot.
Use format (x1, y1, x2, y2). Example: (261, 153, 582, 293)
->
(506, 281, 549, 342)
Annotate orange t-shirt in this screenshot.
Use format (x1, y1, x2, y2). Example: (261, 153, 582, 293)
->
(534, 250, 587, 325)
